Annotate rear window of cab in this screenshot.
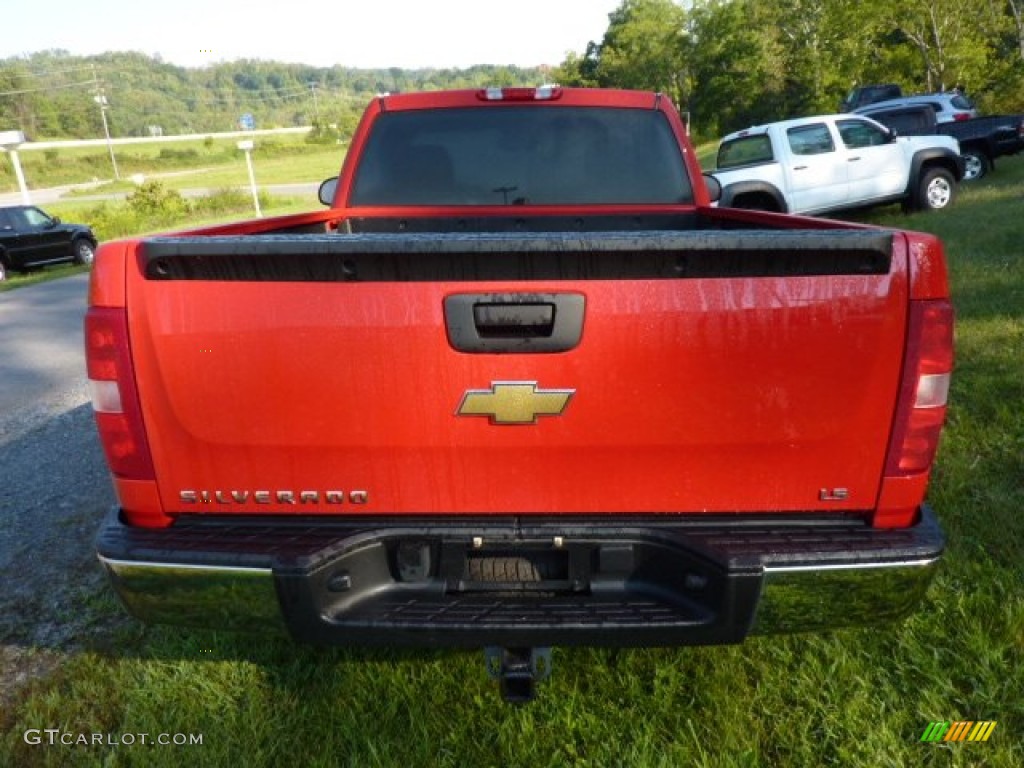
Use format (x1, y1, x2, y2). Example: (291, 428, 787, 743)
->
(350, 106, 693, 206)
(716, 134, 774, 170)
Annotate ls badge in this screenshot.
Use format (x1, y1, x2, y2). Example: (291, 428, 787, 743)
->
(456, 382, 575, 425)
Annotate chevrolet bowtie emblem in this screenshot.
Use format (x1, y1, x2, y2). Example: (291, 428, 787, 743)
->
(456, 382, 575, 425)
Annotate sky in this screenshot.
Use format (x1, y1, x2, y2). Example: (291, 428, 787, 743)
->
(4, 0, 623, 70)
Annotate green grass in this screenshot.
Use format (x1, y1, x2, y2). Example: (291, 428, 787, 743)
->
(2, 134, 345, 193)
(2, 160, 1022, 766)
(0, 263, 90, 292)
(2, 135, 341, 291)
(61, 144, 344, 194)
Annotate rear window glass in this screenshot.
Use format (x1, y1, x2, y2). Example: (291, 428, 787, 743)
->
(845, 85, 900, 108)
(716, 135, 774, 169)
(787, 124, 835, 155)
(950, 94, 975, 110)
(350, 106, 691, 206)
(837, 119, 889, 148)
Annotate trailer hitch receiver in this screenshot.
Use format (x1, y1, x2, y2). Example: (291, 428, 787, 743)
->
(485, 647, 552, 703)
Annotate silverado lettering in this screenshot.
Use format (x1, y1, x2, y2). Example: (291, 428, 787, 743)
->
(179, 490, 367, 505)
(88, 87, 952, 703)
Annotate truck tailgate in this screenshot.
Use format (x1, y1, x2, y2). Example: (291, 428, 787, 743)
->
(126, 230, 907, 517)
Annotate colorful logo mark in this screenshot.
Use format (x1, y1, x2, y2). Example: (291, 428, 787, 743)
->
(921, 721, 997, 743)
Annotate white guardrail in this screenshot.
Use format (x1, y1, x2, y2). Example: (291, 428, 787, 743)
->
(12, 126, 312, 151)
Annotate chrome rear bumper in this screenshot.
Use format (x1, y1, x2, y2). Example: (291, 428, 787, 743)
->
(97, 506, 944, 645)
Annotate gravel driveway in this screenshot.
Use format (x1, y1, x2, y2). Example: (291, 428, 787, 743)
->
(0, 275, 120, 708)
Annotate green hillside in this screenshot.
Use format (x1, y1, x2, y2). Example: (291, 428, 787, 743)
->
(0, 51, 545, 140)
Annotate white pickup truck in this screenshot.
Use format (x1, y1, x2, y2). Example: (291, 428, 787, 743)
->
(711, 114, 964, 215)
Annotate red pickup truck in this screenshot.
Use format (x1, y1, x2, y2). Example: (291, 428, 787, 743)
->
(87, 87, 952, 702)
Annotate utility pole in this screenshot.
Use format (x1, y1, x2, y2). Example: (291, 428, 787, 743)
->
(237, 140, 262, 217)
(308, 82, 321, 126)
(0, 131, 31, 204)
(92, 65, 120, 181)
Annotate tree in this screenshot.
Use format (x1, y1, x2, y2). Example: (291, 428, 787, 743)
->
(559, 0, 1023, 139)
(883, 0, 994, 93)
(0, 64, 39, 135)
(555, 44, 601, 89)
(1012, 0, 1024, 60)
(599, 0, 691, 106)
(559, 0, 691, 107)
(687, 0, 787, 137)
(769, 0, 897, 115)
(972, 0, 1024, 111)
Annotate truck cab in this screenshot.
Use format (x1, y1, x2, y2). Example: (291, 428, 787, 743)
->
(712, 114, 963, 215)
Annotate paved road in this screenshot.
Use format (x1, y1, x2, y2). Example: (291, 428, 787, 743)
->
(0, 272, 92, 420)
(1, 273, 120, 702)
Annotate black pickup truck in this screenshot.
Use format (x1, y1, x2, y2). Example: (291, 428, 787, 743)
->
(0, 205, 97, 281)
(855, 103, 1024, 181)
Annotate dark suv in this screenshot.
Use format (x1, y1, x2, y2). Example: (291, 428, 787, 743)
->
(855, 93, 978, 124)
(0, 205, 97, 281)
(839, 84, 903, 113)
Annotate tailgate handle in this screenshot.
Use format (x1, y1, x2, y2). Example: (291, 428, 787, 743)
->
(445, 293, 585, 353)
(473, 303, 554, 337)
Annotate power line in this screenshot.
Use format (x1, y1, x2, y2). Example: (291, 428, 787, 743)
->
(0, 77, 349, 106)
(15, 64, 107, 78)
(0, 78, 97, 97)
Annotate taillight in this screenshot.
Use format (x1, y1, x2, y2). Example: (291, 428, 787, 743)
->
(952, 113, 971, 122)
(885, 300, 954, 476)
(85, 307, 155, 480)
(477, 86, 562, 102)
